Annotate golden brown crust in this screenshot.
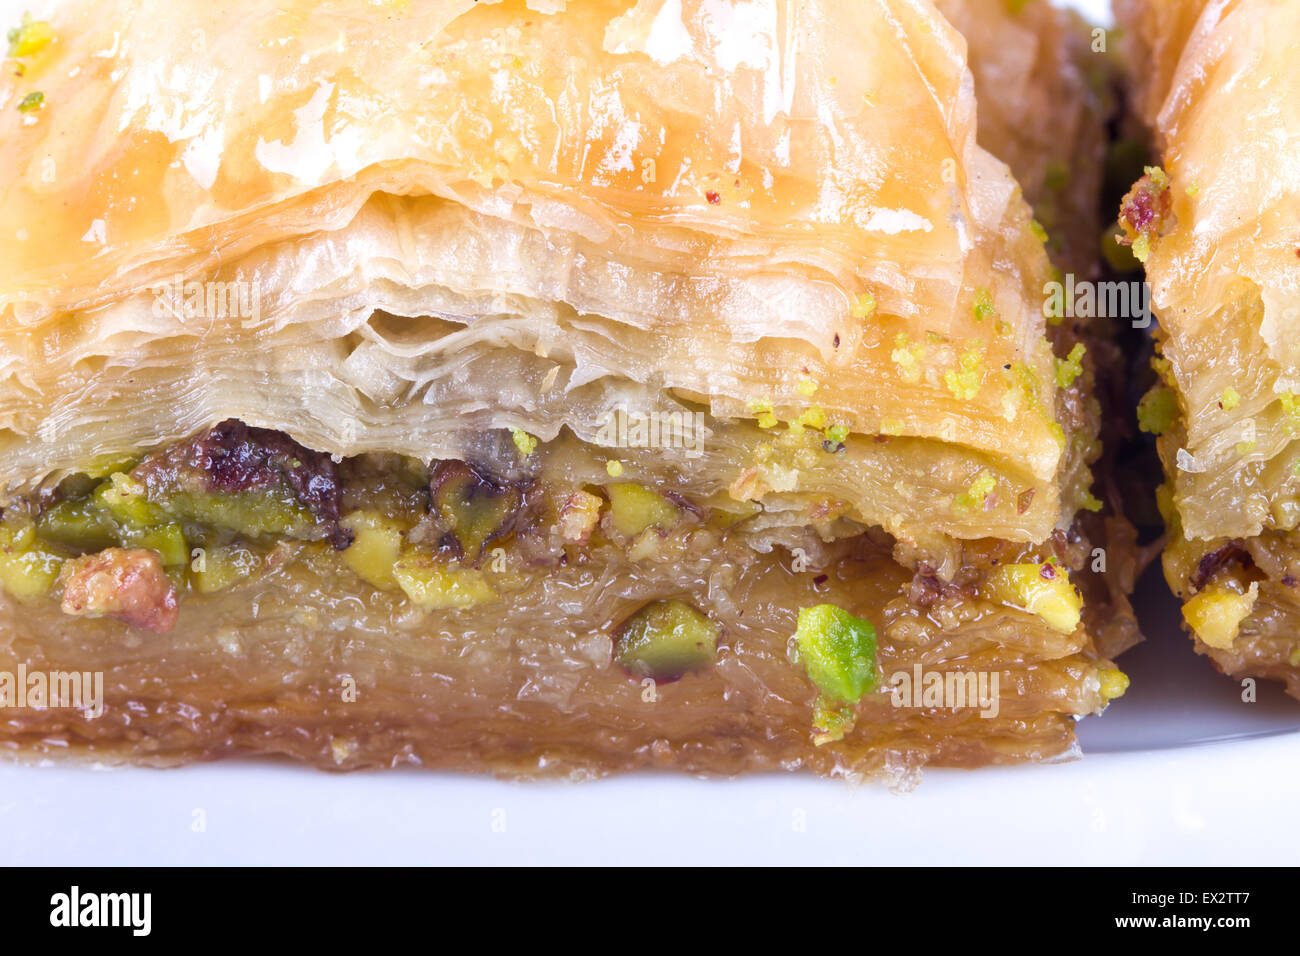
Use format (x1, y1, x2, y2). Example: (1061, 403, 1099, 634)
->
(0, 0, 1076, 538)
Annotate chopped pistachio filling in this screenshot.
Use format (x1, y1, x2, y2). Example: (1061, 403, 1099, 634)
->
(392, 549, 496, 610)
(1137, 385, 1177, 435)
(510, 428, 538, 457)
(793, 603, 879, 704)
(39, 473, 193, 567)
(811, 695, 855, 746)
(613, 599, 720, 681)
(795, 406, 828, 430)
(1055, 343, 1086, 389)
(986, 561, 1082, 634)
(824, 423, 850, 447)
(849, 292, 876, 319)
(430, 461, 523, 560)
(605, 483, 679, 538)
(1279, 392, 1300, 430)
(0, 520, 63, 599)
(1183, 583, 1257, 650)
(944, 345, 986, 401)
(891, 333, 924, 383)
(192, 545, 259, 595)
(1097, 668, 1130, 701)
(340, 510, 406, 590)
(954, 470, 997, 512)
(6, 13, 52, 58)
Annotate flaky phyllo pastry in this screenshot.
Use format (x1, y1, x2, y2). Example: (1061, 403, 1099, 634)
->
(936, 0, 1115, 280)
(0, 0, 1132, 780)
(1119, 0, 1300, 699)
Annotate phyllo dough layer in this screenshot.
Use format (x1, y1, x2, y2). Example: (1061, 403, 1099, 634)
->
(937, 0, 1116, 279)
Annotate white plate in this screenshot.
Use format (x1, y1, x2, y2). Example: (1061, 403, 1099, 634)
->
(2, 0, 1297, 867)
(0, 736, 1297, 866)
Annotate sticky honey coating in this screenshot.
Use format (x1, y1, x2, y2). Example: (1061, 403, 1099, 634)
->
(0, 424, 1125, 778)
